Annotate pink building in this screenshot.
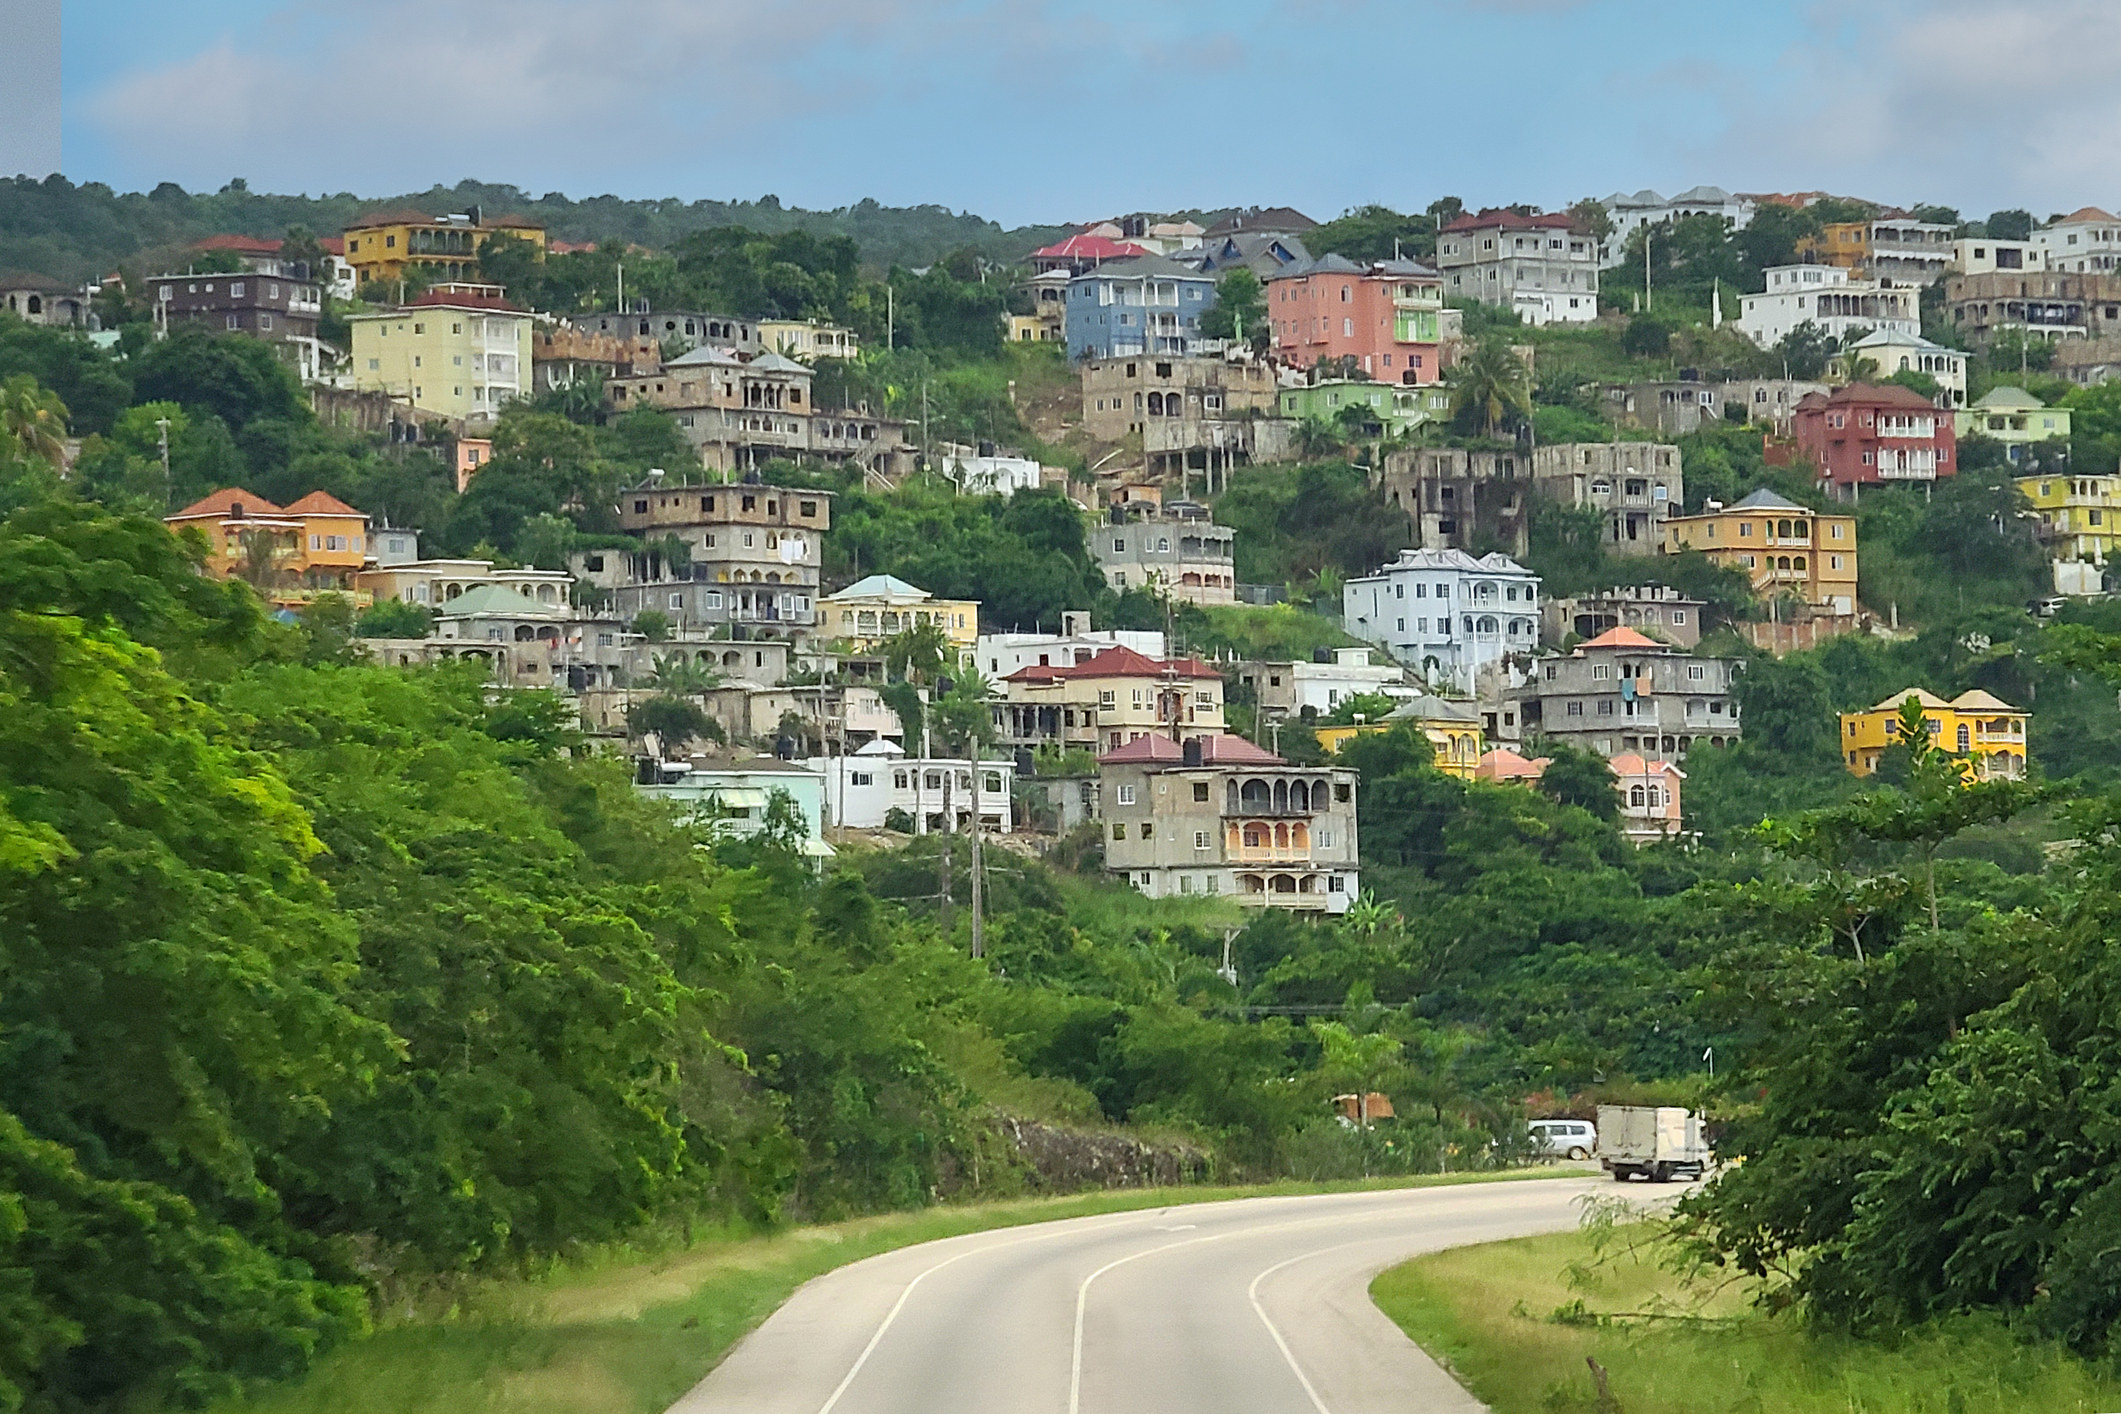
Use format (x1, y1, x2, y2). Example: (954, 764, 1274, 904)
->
(1266, 255, 1453, 384)
(1609, 752, 1685, 844)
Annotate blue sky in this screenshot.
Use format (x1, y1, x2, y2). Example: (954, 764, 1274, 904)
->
(37, 0, 2121, 225)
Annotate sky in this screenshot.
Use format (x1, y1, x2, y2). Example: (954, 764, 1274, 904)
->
(27, 0, 2121, 226)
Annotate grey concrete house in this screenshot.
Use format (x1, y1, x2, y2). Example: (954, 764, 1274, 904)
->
(1376, 446, 1532, 557)
(1515, 626, 1741, 762)
(1092, 500, 1237, 605)
(1543, 586, 1706, 649)
(1099, 734, 1359, 912)
(1530, 442, 1683, 556)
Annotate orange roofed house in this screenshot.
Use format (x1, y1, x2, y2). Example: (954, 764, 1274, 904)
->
(165, 489, 372, 608)
(997, 645, 1226, 754)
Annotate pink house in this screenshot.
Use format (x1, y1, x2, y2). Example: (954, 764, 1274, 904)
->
(1266, 255, 1455, 384)
(1609, 752, 1684, 843)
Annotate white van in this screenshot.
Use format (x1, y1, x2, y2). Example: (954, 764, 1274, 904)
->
(1528, 1118, 1597, 1161)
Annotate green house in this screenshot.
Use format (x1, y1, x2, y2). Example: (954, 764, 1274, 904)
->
(1278, 380, 1452, 435)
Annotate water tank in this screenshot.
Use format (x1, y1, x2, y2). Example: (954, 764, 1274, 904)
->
(1182, 737, 1204, 767)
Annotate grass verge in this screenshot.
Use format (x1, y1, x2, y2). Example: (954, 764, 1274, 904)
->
(1372, 1225, 2121, 1414)
(205, 1168, 1571, 1414)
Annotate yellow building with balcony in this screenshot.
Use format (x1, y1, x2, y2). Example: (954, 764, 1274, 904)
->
(2017, 471, 2121, 563)
(165, 488, 372, 609)
(347, 285, 535, 424)
(1312, 695, 1484, 778)
(1839, 688, 2029, 779)
(819, 574, 979, 656)
(1660, 486, 1858, 614)
(341, 208, 547, 287)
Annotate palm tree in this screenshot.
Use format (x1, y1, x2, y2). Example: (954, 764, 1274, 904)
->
(0, 375, 68, 469)
(1445, 339, 1533, 438)
(236, 529, 295, 593)
(1295, 415, 1344, 461)
(881, 621, 951, 686)
(647, 652, 723, 694)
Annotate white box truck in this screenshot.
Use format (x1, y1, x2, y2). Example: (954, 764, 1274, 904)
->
(1596, 1105, 1709, 1183)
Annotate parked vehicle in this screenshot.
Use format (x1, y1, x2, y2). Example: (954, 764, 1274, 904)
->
(1528, 1118, 1597, 1161)
(1596, 1105, 1709, 1182)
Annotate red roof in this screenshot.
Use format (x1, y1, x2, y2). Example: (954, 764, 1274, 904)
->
(1098, 733, 1284, 766)
(1578, 627, 1663, 650)
(282, 490, 367, 518)
(318, 236, 345, 255)
(194, 234, 283, 255)
(1005, 645, 1221, 684)
(1817, 382, 1945, 412)
(405, 287, 522, 312)
(2058, 206, 2120, 225)
(1031, 234, 1150, 262)
(1442, 209, 1578, 234)
(167, 488, 287, 522)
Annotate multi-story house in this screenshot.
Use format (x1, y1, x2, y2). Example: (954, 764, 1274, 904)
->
(2034, 207, 2121, 274)
(758, 320, 859, 361)
(531, 324, 661, 395)
(1601, 381, 1724, 436)
(576, 476, 834, 638)
(568, 308, 761, 356)
(1530, 442, 1683, 555)
(1951, 238, 2044, 276)
(1839, 689, 2028, 780)
(1264, 255, 1457, 384)
(1435, 210, 1599, 325)
(607, 346, 912, 478)
(1278, 381, 1452, 438)
(819, 575, 978, 657)
(976, 615, 1166, 679)
(346, 284, 534, 425)
(1792, 384, 1957, 495)
(1189, 231, 1311, 281)
(1659, 487, 1858, 614)
(1019, 269, 1074, 341)
(164, 488, 371, 609)
(2017, 470, 2121, 564)
(1099, 733, 1359, 912)
(358, 547, 575, 613)
(1839, 328, 1968, 408)
(1943, 269, 2121, 345)
(1720, 378, 1832, 432)
(1376, 446, 1532, 557)
(812, 743, 1014, 835)
(373, 584, 643, 698)
(1543, 586, 1706, 649)
(1797, 217, 1955, 284)
(1515, 626, 1742, 761)
(1313, 694, 1483, 778)
(1737, 265, 1921, 347)
(147, 266, 327, 381)
(1092, 501, 1238, 605)
(998, 645, 1225, 754)
(1595, 186, 1757, 267)
(1961, 388, 2071, 463)
(1065, 255, 1218, 359)
(1611, 753, 1687, 844)
(1080, 354, 1279, 441)
(1343, 548, 1541, 692)
(340, 207, 546, 287)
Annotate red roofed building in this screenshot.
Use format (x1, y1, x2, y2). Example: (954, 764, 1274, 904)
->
(1029, 233, 1151, 277)
(1793, 383, 1955, 495)
(999, 644, 1226, 753)
(1098, 730, 1361, 911)
(166, 488, 373, 607)
(1513, 623, 1744, 762)
(2035, 207, 2121, 274)
(1435, 209, 1600, 325)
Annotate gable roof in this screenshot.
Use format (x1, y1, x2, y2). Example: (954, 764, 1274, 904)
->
(167, 488, 287, 521)
(2055, 206, 2120, 226)
(1822, 382, 1946, 411)
(1442, 209, 1578, 234)
(1950, 689, 2020, 712)
(282, 490, 367, 518)
(1728, 487, 1811, 512)
(1386, 694, 1480, 725)
(345, 207, 434, 231)
(1031, 234, 1149, 262)
(1097, 732, 1283, 767)
(194, 234, 284, 256)
(825, 574, 931, 602)
(0, 270, 75, 293)
(748, 352, 810, 374)
(1610, 752, 1684, 778)
(1202, 207, 1318, 237)
(1474, 748, 1549, 782)
(1578, 627, 1664, 650)
(1972, 385, 2044, 410)
(1868, 687, 1954, 712)
(1073, 253, 1212, 282)
(1005, 644, 1221, 684)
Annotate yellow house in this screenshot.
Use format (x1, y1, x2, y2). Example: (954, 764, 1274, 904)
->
(1313, 695, 1483, 778)
(165, 487, 372, 608)
(1006, 314, 1057, 343)
(347, 285, 535, 424)
(341, 208, 547, 287)
(2017, 471, 2121, 564)
(756, 320, 860, 361)
(1660, 487, 1858, 614)
(1839, 688, 2029, 779)
(820, 574, 978, 656)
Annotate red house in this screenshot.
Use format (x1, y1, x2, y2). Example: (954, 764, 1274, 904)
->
(1792, 383, 1955, 497)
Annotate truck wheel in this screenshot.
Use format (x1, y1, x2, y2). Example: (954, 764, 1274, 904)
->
(1567, 1146, 1590, 1161)
(1651, 1164, 1672, 1184)
(1610, 1166, 1632, 1182)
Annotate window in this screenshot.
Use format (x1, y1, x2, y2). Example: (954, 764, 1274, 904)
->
(1112, 823, 1127, 840)
(1689, 665, 1706, 680)
(1567, 701, 1584, 716)
(1318, 829, 1334, 847)
(668, 593, 683, 610)
(1140, 823, 1154, 840)
(1193, 782, 1210, 802)
(1671, 610, 1687, 625)
(230, 282, 244, 297)
(1116, 784, 1137, 806)
(1194, 830, 1209, 849)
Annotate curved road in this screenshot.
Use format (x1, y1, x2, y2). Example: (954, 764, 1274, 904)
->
(672, 1176, 1609, 1414)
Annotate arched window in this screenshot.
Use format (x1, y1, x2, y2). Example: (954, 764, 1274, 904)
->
(1629, 785, 1646, 806)
(1478, 616, 1497, 634)
(25, 295, 40, 316)
(1273, 823, 1288, 848)
(1147, 392, 1164, 415)
(1288, 780, 1309, 812)
(1794, 556, 1806, 570)
(1241, 778, 1270, 810)
(1273, 779, 1288, 813)
(1227, 779, 1241, 814)
(1243, 824, 1266, 848)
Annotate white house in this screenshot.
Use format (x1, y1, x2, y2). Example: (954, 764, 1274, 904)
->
(637, 755, 834, 857)
(1343, 548, 1541, 693)
(977, 616, 1166, 680)
(1840, 327, 1968, 408)
(1237, 647, 1411, 719)
(1434, 212, 1600, 326)
(1596, 186, 1757, 267)
(1737, 265, 1920, 348)
(1951, 238, 2045, 277)
(936, 446, 1043, 496)
(811, 741, 1013, 834)
(2034, 207, 2121, 274)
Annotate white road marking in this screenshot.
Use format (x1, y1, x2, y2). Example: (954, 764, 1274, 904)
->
(1245, 1240, 1382, 1414)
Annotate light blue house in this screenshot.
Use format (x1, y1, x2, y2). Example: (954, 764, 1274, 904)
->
(1065, 255, 1218, 360)
(637, 754, 834, 860)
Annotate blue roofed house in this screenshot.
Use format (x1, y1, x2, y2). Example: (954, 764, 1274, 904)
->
(1066, 255, 1219, 360)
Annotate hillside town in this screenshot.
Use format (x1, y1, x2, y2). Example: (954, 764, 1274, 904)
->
(4, 185, 2092, 893)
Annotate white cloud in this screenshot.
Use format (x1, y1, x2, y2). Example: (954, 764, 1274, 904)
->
(1707, 0, 2121, 212)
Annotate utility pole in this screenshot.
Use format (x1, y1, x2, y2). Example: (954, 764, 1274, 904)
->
(937, 762, 955, 935)
(1643, 227, 1652, 313)
(968, 747, 985, 960)
(155, 416, 173, 508)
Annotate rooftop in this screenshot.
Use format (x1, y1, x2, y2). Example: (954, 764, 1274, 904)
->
(435, 584, 567, 619)
(1032, 234, 1150, 262)
(1097, 733, 1284, 767)
(1578, 626, 1665, 651)
(1007, 644, 1221, 684)
(1442, 209, 1579, 235)
(824, 574, 935, 604)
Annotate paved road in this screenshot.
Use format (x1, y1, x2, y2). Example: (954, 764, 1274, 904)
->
(672, 1176, 1610, 1414)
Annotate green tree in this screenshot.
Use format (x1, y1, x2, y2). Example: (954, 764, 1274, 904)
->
(627, 693, 721, 750)
(355, 597, 432, 638)
(1536, 743, 1618, 822)
(1199, 269, 1267, 349)
(0, 374, 67, 468)
(1445, 339, 1532, 438)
